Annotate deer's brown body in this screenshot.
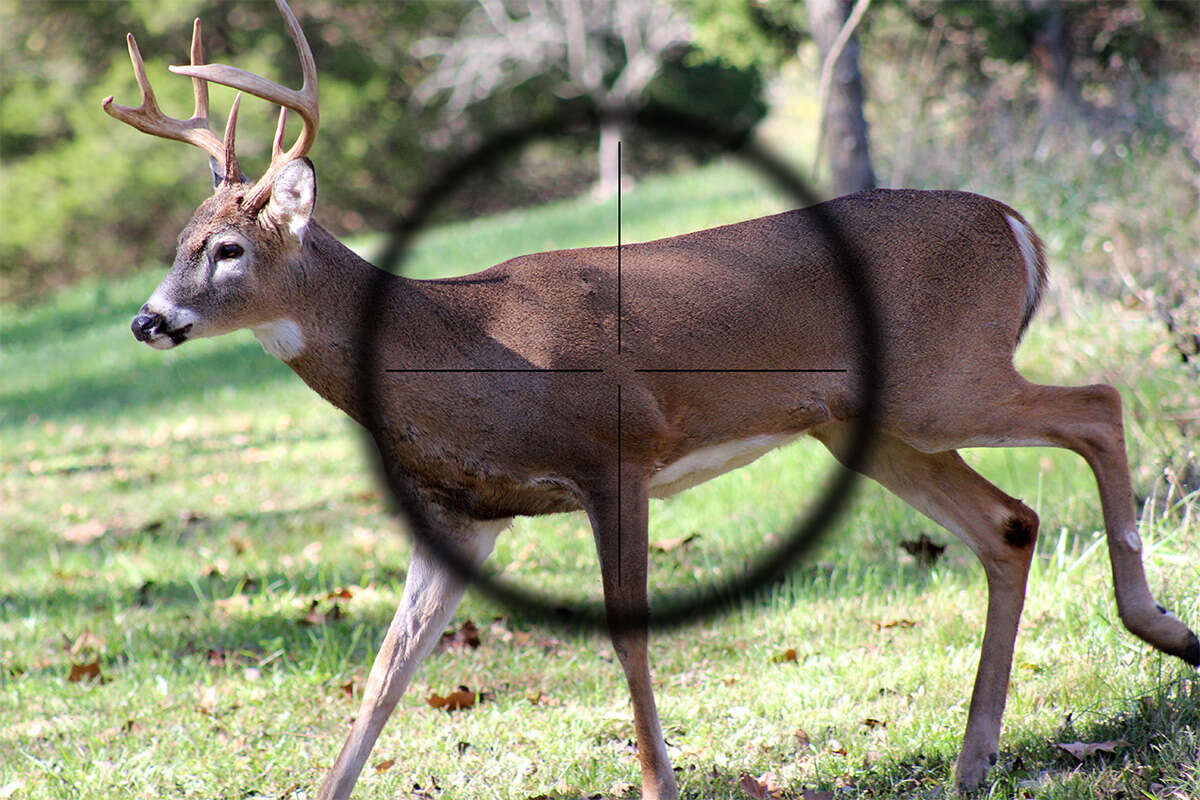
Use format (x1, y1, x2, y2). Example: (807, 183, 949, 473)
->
(105, 3, 1198, 798)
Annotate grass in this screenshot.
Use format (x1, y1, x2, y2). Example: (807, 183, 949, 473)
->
(1, 158, 1198, 800)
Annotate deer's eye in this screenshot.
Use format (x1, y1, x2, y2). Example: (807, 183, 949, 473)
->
(216, 242, 243, 261)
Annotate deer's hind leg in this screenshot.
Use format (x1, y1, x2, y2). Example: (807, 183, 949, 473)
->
(812, 425, 1039, 791)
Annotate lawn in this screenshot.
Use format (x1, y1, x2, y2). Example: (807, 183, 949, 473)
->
(1, 159, 1197, 800)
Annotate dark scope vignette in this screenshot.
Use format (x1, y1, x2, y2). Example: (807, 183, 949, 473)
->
(354, 103, 884, 634)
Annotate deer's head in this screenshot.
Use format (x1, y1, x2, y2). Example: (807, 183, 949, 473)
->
(103, 0, 319, 352)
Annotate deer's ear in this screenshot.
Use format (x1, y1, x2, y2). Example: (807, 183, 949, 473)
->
(267, 158, 316, 243)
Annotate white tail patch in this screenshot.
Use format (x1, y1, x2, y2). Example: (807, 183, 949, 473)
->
(1005, 214, 1043, 329)
(252, 318, 305, 360)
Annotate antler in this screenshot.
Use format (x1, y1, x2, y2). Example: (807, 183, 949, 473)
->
(103, 18, 243, 182)
(169, 0, 320, 212)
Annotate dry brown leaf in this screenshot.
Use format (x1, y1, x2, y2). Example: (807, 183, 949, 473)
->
(427, 686, 476, 712)
(651, 532, 699, 553)
(68, 631, 105, 656)
(327, 588, 354, 600)
(1056, 739, 1129, 760)
(373, 758, 395, 773)
(298, 600, 344, 627)
(437, 620, 481, 652)
(737, 771, 782, 800)
(801, 791, 835, 800)
(772, 648, 798, 663)
(200, 559, 230, 578)
(899, 532, 945, 566)
(67, 659, 102, 683)
(862, 717, 887, 729)
(340, 678, 357, 700)
(63, 519, 106, 544)
(794, 728, 812, 749)
(871, 618, 917, 632)
(215, 594, 250, 615)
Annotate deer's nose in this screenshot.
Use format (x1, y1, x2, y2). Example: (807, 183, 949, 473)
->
(131, 307, 165, 342)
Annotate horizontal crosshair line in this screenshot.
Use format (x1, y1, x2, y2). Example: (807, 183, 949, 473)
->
(633, 368, 847, 373)
(384, 368, 604, 373)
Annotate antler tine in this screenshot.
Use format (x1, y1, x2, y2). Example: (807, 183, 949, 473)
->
(188, 18, 210, 122)
(222, 93, 244, 184)
(169, 0, 319, 210)
(102, 25, 228, 169)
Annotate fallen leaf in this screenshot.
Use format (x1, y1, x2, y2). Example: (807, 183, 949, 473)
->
(772, 648, 798, 663)
(862, 717, 887, 729)
(651, 532, 699, 553)
(373, 758, 394, 773)
(801, 791, 835, 800)
(794, 728, 811, 749)
(198, 686, 219, 715)
(437, 620, 481, 652)
(215, 594, 250, 615)
(339, 678, 357, 699)
(1056, 739, 1129, 760)
(738, 771, 781, 800)
(871, 618, 917, 632)
(63, 519, 105, 544)
(427, 686, 476, 712)
(68, 659, 102, 683)
(899, 532, 945, 566)
(200, 559, 230, 578)
(297, 599, 344, 627)
(327, 588, 354, 600)
(67, 631, 105, 656)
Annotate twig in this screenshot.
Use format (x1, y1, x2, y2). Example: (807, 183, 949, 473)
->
(812, 0, 872, 182)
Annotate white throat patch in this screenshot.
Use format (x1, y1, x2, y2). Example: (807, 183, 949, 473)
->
(252, 318, 305, 360)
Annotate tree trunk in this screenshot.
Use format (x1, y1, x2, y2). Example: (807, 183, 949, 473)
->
(806, 0, 876, 196)
(1025, 0, 1077, 125)
(595, 119, 622, 199)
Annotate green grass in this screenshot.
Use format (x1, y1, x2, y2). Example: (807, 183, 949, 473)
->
(1, 160, 1197, 800)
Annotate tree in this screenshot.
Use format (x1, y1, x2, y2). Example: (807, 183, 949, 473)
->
(412, 0, 691, 197)
(806, 0, 876, 195)
(687, 0, 877, 196)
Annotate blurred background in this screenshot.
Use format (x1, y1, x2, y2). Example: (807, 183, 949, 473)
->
(3, 5, 1200, 796)
(3, 0, 1198, 363)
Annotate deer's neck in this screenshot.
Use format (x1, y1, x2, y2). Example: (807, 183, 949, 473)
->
(271, 224, 463, 431)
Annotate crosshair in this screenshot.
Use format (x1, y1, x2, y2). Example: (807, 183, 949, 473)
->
(357, 103, 882, 633)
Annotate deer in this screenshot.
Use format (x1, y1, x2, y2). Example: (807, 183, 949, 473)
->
(103, 1, 1199, 797)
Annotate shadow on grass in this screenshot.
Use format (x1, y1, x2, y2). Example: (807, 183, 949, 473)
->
(1, 337, 292, 426)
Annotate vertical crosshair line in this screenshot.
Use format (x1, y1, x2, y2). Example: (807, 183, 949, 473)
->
(615, 139, 623, 587)
(616, 140, 622, 356)
(616, 382, 622, 586)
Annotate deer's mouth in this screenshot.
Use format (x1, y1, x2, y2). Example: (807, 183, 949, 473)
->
(131, 307, 194, 349)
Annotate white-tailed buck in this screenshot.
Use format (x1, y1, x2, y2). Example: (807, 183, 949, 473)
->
(105, 1, 1199, 797)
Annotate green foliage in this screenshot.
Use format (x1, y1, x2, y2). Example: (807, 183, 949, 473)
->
(684, 0, 807, 72)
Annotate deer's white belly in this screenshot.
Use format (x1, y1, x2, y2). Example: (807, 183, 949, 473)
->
(648, 433, 800, 499)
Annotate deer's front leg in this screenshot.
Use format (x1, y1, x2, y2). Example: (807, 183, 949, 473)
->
(316, 517, 507, 800)
(587, 467, 679, 800)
